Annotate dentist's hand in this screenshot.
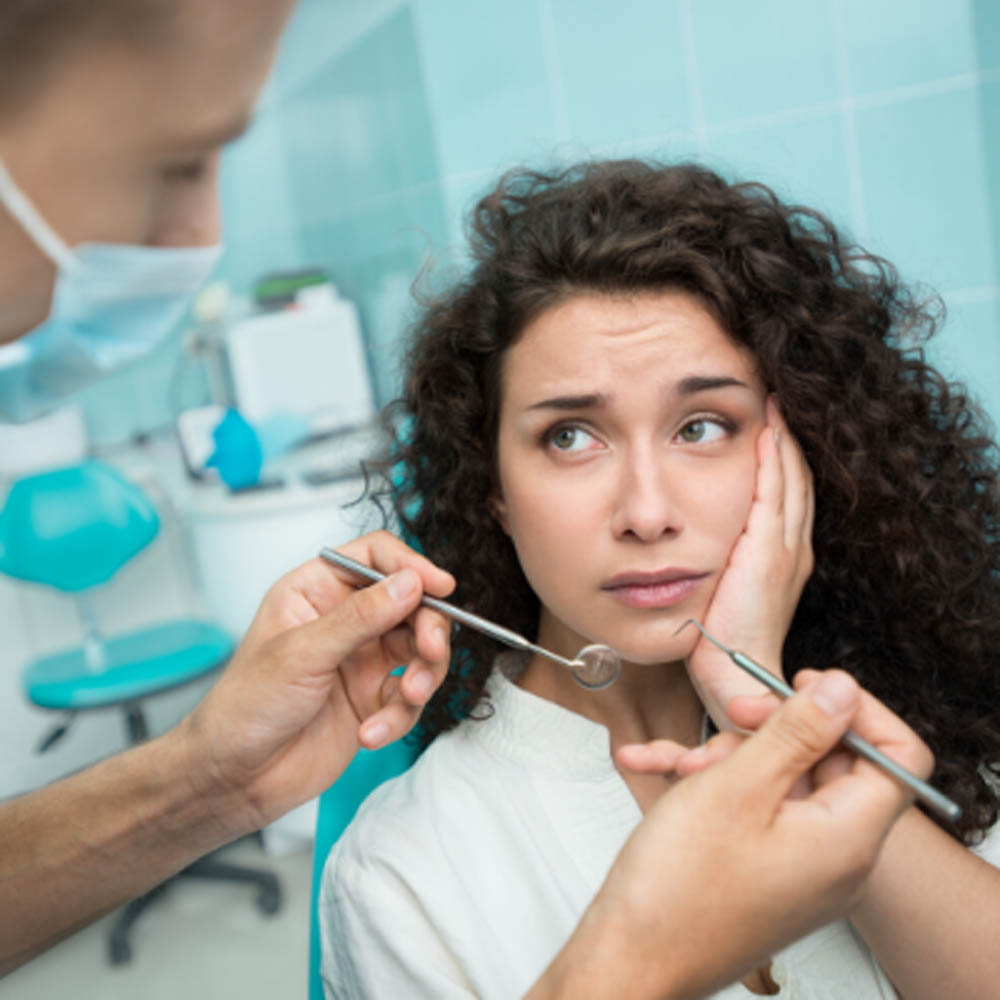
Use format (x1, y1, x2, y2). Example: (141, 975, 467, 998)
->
(528, 670, 932, 1000)
(180, 531, 454, 834)
(686, 398, 814, 732)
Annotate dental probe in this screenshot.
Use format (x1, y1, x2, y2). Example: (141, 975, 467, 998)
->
(677, 619, 962, 823)
(319, 547, 620, 689)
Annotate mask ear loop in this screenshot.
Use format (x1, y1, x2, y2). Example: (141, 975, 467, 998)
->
(0, 156, 78, 271)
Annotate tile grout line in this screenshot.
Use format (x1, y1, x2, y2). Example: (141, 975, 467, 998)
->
(829, 0, 869, 241)
(676, 0, 708, 154)
(537, 0, 572, 144)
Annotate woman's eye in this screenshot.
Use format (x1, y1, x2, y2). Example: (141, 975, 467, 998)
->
(549, 426, 595, 452)
(677, 418, 727, 444)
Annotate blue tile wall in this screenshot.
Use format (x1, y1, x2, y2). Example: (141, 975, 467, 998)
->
(854, 87, 993, 291)
(691, 0, 840, 126)
(703, 112, 855, 233)
(546, 0, 691, 150)
(410, 0, 559, 177)
(927, 294, 1000, 430)
(973, 0, 1000, 73)
(844, 0, 977, 94)
(73, 0, 998, 444)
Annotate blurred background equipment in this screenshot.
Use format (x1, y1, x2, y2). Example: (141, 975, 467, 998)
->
(0, 460, 280, 965)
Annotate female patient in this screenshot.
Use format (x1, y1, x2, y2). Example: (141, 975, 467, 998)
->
(320, 161, 1000, 998)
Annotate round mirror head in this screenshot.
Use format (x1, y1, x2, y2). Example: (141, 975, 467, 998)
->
(570, 644, 620, 690)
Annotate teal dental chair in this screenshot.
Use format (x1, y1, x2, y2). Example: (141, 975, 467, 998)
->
(308, 737, 419, 999)
(0, 459, 280, 964)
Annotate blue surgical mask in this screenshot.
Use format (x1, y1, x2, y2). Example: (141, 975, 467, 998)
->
(0, 156, 221, 422)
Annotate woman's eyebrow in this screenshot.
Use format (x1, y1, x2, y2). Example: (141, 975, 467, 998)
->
(526, 376, 750, 412)
(527, 393, 606, 411)
(675, 375, 751, 396)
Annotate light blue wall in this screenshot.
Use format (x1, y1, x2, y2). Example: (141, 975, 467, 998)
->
(74, 0, 1000, 443)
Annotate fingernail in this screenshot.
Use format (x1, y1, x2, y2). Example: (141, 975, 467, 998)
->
(410, 669, 434, 699)
(774, 427, 782, 447)
(811, 672, 856, 716)
(684, 745, 708, 764)
(386, 568, 418, 601)
(361, 721, 389, 748)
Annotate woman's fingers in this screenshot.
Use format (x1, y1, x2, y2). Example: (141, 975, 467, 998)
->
(727, 690, 784, 731)
(770, 401, 814, 553)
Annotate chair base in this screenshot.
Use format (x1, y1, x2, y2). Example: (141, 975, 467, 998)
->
(107, 847, 283, 966)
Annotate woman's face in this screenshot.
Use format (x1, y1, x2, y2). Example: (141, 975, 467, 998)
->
(494, 290, 767, 665)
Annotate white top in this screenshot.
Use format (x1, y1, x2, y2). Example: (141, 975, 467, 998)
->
(319, 667, 1000, 999)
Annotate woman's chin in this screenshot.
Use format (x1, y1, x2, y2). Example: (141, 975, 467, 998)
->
(603, 633, 700, 668)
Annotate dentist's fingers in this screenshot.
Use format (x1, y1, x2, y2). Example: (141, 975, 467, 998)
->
(673, 732, 744, 776)
(282, 567, 427, 675)
(671, 728, 815, 799)
(724, 671, 864, 814)
(358, 653, 441, 749)
(616, 739, 689, 776)
(790, 669, 934, 790)
(398, 605, 451, 705)
(334, 531, 456, 600)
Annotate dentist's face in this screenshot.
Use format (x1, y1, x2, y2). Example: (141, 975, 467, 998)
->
(0, 0, 295, 344)
(494, 290, 766, 666)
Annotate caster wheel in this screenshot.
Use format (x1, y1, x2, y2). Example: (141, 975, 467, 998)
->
(109, 937, 132, 965)
(257, 884, 281, 915)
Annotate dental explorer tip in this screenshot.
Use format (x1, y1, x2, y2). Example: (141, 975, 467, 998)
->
(673, 617, 703, 637)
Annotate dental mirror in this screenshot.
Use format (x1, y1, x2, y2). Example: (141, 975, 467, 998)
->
(320, 547, 621, 690)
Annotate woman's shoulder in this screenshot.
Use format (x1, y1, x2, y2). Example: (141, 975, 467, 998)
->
(327, 722, 494, 873)
(971, 814, 1000, 867)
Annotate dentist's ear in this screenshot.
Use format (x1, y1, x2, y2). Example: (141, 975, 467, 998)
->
(490, 494, 510, 535)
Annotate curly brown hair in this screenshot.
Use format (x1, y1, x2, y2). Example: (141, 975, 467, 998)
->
(373, 159, 1000, 843)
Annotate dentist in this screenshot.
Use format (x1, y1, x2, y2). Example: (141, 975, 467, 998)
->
(0, 2, 932, 995)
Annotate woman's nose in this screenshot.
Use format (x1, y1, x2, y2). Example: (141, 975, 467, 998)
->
(609, 449, 683, 542)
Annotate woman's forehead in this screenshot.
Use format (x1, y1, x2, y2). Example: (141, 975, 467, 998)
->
(500, 290, 761, 402)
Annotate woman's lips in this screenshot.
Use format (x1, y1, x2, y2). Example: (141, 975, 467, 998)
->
(602, 571, 709, 609)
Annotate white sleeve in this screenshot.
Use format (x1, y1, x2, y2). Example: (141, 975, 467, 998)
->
(970, 815, 1000, 868)
(319, 837, 478, 1000)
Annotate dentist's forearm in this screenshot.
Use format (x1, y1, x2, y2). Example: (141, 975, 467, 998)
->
(525, 895, 687, 1000)
(0, 722, 246, 977)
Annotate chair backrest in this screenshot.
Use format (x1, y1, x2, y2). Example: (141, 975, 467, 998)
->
(0, 460, 159, 592)
(308, 738, 420, 1000)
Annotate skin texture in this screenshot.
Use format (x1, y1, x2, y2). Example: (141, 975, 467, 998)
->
(494, 291, 765, 673)
(0, 1, 462, 975)
(529, 670, 933, 1000)
(380, 159, 999, 996)
(494, 291, 813, 806)
(0, 532, 455, 975)
(0, 0, 294, 344)
(0, 12, 983, 995)
(390, 161, 1000, 845)
(495, 289, 814, 990)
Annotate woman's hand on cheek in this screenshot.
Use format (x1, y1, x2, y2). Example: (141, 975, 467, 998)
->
(685, 398, 814, 732)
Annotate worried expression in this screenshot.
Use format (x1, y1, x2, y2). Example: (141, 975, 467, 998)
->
(494, 290, 767, 667)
